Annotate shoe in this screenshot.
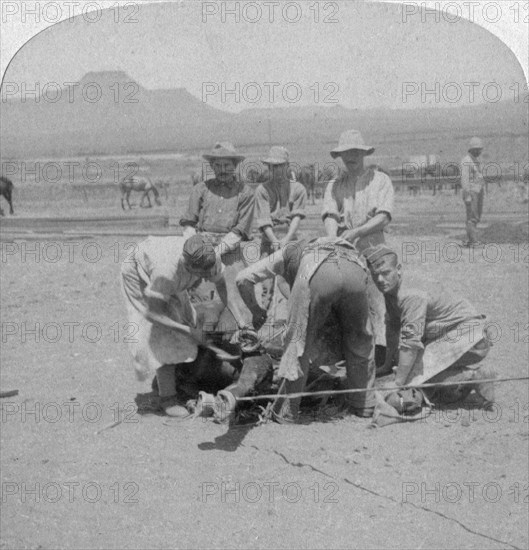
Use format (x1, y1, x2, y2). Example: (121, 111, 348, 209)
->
(350, 406, 375, 418)
(471, 364, 497, 403)
(213, 390, 237, 424)
(159, 395, 190, 418)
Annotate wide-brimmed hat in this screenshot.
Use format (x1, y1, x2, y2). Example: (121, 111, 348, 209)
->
(330, 130, 375, 158)
(203, 142, 245, 164)
(468, 137, 483, 151)
(262, 146, 290, 165)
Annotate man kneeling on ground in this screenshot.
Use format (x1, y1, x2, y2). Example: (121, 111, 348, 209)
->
(365, 245, 496, 406)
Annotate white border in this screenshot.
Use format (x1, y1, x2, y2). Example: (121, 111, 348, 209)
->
(1, 1, 527, 86)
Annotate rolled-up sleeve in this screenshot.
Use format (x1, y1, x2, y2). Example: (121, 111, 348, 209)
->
(232, 186, 256, 240)
(374, 174, 394, 220)
(321, 179, 340, 222)
(179, 182, 204, 227)
(254, 184, 273, 229)
(399, 291, 428, 350)
(288, 182, 307, 220)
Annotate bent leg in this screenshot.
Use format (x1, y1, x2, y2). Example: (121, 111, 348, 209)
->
(426, 338, 495, 404)
(223, 354, 274, 399)
(465, 192, 480, 243)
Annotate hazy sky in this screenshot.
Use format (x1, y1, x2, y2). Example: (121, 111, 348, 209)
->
(1, 0, 527, 112)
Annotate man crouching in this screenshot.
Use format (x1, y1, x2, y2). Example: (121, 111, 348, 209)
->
(236, 237, 376, 422)
(365, 245, 496, 406)
(120, 234, 239, 417)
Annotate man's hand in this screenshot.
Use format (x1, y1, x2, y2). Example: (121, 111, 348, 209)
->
(463, 191, 472, 203)
(341, 229, 359, 244)
(251, 307, 268, 331)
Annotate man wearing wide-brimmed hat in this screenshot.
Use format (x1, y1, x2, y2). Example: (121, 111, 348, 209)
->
(180, 142, 256, 330)
(322, 130, 395, 351)
(460, 137, 485, 247)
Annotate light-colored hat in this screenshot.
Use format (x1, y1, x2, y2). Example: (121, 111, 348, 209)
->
(262, 146, 290, 165)
(330, 130, 375, 158)
(203, 142, 245, 164)
(468, 137, 483, 151)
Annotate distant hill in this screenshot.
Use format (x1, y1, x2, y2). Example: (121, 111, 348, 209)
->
(1, 71, 527, 161)
(0, 71, 229, 157)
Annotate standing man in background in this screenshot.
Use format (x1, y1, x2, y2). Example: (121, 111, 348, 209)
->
(461, 137, 485, 247)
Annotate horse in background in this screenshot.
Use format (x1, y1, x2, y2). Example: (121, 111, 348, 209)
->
(0, 176, 14, 216)
(119, 175, 161, 210)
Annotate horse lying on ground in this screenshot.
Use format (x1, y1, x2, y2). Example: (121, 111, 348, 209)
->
(119, 176, 161, 210)
(0, 176, 14, 216)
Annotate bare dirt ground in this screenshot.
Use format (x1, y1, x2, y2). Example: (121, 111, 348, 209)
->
(1, 187, 528, 549)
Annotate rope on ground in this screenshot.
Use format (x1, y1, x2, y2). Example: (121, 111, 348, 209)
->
(234, 376, 529, 402)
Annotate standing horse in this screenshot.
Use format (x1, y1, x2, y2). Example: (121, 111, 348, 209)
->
(0, 176, 14, 216)
(119, 176, 161, 210)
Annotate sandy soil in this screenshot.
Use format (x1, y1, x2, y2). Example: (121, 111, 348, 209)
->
(0, 191, 528, 549)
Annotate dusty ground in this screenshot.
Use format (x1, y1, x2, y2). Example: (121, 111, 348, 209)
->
(0, 188, 528, 549)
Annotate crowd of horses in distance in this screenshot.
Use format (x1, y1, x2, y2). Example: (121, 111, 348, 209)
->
(2, 159, 525, 215)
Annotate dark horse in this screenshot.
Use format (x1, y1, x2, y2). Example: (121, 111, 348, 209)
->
(0, 176, 14, 216)
(119, 176, 161, 210)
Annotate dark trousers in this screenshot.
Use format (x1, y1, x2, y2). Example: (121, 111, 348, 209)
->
(285, 256, 375, 413)
(465, 190, 484, 243)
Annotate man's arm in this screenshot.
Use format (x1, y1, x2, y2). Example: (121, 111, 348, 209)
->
(394, 348, 419, 385)
(144, 295, 202, 342)
(322, 179, 340, 237)
(342, 212, 390, 243)
(281, 183, 307, 245)
(214, 231, 242, 256)
(235, 249, 285, 330)
(383, 323, 400, 371)
(183, 225, 197, 239)
(393, 292, 428, 385)
(260, 225, 280, 248)
(280, 215, 302, 246)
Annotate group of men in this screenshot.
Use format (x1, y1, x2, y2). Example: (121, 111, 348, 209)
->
(120, 131, 496, 423)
